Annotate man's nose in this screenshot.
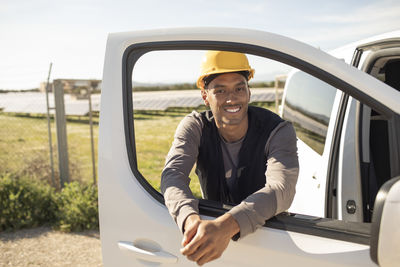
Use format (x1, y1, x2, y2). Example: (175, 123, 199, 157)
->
(225, 91, 238, 103)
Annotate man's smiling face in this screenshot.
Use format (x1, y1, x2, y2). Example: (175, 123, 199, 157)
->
(202, 72, 251, 128)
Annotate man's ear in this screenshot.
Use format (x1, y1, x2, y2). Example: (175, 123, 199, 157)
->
(247, 85, 251, 102)
(201, 89, 209, 106)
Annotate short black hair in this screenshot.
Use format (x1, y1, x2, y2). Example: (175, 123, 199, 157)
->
(203, 71, 249, 89)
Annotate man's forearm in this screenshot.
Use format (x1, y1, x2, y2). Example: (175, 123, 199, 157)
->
(227, 185, 277, 238)
(161, 113, 203, 233)
(161, 168, 199, 232)
(214, 213, 240, 238)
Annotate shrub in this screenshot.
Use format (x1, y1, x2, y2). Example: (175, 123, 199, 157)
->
(0, 174, 99, 232)
(18, 149, 83, 190)
(55, 182, 99, 232)
(0, 173, 57, 231)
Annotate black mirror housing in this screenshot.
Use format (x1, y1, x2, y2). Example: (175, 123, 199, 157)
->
(370, 176, 400, 266)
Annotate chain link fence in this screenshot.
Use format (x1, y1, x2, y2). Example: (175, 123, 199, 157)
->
(0, 92, 56, 186)
(0, 83, 99, 189)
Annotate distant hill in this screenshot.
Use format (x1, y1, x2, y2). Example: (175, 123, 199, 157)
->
(0, 88, 39, 93)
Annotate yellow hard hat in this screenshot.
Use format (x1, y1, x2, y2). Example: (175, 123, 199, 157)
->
(197, 51, 255, 89)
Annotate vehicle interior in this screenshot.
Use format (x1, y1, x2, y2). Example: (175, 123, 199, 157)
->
(358, 47, 400, 222)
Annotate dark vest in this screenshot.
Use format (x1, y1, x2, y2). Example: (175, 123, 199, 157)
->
(195, 106, 283, 204)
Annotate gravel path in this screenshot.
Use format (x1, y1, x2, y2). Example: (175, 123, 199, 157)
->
(0, 227, 102, 267)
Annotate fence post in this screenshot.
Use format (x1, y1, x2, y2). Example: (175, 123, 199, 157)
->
(53, 79, 70, 187)
(88, 83, 97, 185)
(44, 63, 56, 187)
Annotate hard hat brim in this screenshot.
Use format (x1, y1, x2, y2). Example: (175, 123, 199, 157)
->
(197, 68, 255, 89)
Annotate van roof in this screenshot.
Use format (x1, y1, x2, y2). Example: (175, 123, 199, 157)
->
(330, 30, 400, 63)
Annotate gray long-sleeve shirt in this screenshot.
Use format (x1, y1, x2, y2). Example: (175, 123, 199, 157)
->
(161, 110, 299, 239)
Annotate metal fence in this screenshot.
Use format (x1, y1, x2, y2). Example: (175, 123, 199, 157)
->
(0, 80, 98, 189)
(0, 95, 58, 185)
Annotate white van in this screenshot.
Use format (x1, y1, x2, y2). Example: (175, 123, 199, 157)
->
(98, 28, 400, 266)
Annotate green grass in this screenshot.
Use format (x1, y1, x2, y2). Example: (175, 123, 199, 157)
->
(134, 112, 202, 198)
(0, 113, 98, 187)
(0, 113, 56, 174)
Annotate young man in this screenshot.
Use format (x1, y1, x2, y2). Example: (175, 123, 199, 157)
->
(161, 51, 299, 265)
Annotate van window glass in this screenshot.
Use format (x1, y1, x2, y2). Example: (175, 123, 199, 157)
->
(282, 70, 337, 155)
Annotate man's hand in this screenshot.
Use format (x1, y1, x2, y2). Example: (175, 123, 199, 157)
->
(182, 214, 201, 247)
(180, 213, 240, 266)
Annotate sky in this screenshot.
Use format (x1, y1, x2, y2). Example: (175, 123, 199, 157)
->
(1, 0, 400, 90)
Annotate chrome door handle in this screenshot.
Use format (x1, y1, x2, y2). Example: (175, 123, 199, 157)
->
(118, 241, 178, 264)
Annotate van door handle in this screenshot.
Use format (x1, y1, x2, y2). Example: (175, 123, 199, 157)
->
(118, 241, 178, 264)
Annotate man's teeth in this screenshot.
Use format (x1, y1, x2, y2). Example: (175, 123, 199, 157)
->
(225, 107, 240, 113)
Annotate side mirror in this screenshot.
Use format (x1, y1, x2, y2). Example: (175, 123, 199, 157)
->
(370, 176, 400, 267)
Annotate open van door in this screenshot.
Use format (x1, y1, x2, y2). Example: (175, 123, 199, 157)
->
(333, 35, 400, 223)
(98, 28, 400, 266)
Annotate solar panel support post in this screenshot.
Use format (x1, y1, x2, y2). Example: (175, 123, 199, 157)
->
(53, 79, 70, 187)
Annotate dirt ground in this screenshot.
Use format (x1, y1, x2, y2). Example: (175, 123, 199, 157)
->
(0, 227, 102, 267)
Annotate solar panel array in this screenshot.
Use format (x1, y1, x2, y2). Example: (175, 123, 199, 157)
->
(0, 92, 101, 116)
(0, 89, 281, 115)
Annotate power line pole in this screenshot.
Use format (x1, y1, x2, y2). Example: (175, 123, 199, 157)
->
(88, 83, 97, 185)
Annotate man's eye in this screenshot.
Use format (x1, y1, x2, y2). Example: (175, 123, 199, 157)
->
(236, 87, 244, 92)
(215, 89, 225, 94)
